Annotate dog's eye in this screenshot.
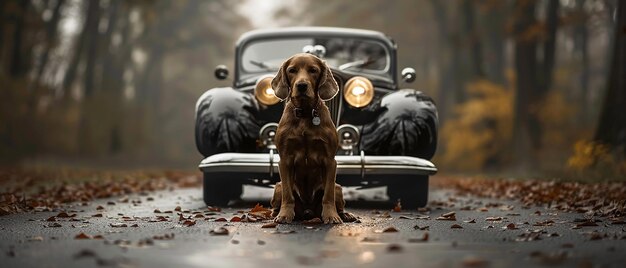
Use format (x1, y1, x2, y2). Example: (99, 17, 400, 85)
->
(308, 68, 319, 74)
(287, 67, 296, 74)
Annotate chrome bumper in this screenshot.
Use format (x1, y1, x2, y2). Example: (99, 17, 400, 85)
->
(199, 151, 437, 178)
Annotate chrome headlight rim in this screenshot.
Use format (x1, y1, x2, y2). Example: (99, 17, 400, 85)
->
(254, 75, 280, 106)
(343, 76, 374, 108)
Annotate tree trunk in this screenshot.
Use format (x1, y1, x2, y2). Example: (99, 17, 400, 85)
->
(595, 0, 626, 155)
(574, 0, 590, 121)
(83, 0, 101, 98)
(512, 0, 539, 167)
(35, 0, 65, 86)
(528, 0, 559, 149)
(9, 0, 29, 77)
(462, 0, 484, 79)
(430, 0, 454, 120)
(484, 2, 507, 85)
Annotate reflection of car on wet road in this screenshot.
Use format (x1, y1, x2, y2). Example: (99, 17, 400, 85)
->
(195, 27, 438, 208)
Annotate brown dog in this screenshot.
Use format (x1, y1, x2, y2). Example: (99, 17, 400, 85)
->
(270, 53, 355, 224)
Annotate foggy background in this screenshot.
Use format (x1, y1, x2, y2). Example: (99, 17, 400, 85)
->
(1, 0, 623, 179)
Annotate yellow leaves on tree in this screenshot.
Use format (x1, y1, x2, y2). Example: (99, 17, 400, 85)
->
(440, 80, 513, 171)
(567, 140, 626, 178)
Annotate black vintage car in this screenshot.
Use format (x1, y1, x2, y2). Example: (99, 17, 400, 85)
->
(195, 27, 438, 208)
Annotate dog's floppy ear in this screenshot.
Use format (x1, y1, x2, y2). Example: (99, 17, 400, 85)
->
(318, 60, 339, 101)
(271, 58, 290, 101)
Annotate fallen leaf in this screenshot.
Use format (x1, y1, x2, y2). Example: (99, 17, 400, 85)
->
(451, 224, 463, 229)
(130, 224, 139, 227)
(413, 225, 429, 230)
(262, 222, 278, 228)
(210, 227, 229, 235)
(215, 218, 227, 222)
(154, 209, 162, 213)
(56, 212, 76, 218)
(505, 223, 518, 230)
(303, 218, 323, 225)
(182, 220, 196, 227)
(96, 206, 105, 210)
(361, 237, 378, 242)
(375, 226, 399, 233)
(464, 219, 476, 223)
(387, 243, 403, 253)
(74, 233, 91, 239)
(47, 222, 62, 228)
(174, 206, 182, 212)
(91, 213, 103, 217)
(46, 216, 56, 222)
(462, 256, 489, 267)
(107, 201, 115, 205)
(109, 223, 128, 228)
(230, 216, 241, 222)
(207, 206, 221, 212)
(93, 235, 104, 240)
(29, 236, 44, 242)
(485, 217, 502, 222)
(393, 200, 402, 212)
(436, 211, 456, 221)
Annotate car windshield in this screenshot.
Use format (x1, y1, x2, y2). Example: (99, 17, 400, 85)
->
(240, 37, 390, 80)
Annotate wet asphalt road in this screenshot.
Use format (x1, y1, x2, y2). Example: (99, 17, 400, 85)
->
(0, 185, 624, 268)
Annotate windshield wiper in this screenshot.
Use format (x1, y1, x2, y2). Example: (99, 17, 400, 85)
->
(249, 60, 274, 71)
(338, 57, 378, 70)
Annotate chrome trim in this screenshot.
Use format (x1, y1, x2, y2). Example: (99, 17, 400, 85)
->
(199, 153, 437, 176)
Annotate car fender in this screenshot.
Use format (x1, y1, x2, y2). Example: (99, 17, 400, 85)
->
(360, 89, 438, 159)
(195, 87, 260, 157)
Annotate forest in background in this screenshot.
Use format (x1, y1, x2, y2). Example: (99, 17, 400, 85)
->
(1, 0, 624, 179)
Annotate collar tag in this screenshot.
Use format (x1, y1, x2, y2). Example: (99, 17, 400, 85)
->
(312, 109, 320, 125)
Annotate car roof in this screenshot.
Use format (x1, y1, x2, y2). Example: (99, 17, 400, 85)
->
(236, 27, 396, 48)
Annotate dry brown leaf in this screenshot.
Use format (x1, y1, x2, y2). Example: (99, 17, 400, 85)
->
(393, 200, 402, 212)
(182, 220, 196, 227)
(74, 232, 91, 239)
(303, 218, 323, 225)
(451, 224, 463, 229)
(215, 218, 227, 222)
(375, 226, 399, 233)
(207, 206, 221, 212)
(485, 217, 502, 222)
(230, 216, 242, 222)
(261, 222, 278, 228)
(210, 227, 229, 235)
(109, 223, 128, 227)
(387, 243, 403, 253)
(462, 256, 489, 267)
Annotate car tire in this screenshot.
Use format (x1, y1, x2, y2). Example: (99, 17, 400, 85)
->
(387, 176, 429, 208)
(203, 173, 242, 207)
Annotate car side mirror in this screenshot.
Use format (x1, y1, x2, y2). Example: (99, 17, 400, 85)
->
(214, 65, 229, 80)
(401, 67, 416, 83)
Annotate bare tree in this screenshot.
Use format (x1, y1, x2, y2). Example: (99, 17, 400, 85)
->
(595, 0, 626, 155)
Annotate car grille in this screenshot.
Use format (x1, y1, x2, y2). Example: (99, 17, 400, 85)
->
(325, 76, 343, 125)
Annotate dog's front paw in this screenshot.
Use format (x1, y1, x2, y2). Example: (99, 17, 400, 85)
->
(274, 209, 295, 223)
(340, 212, 357, 223)
(322, 207, 343, 224)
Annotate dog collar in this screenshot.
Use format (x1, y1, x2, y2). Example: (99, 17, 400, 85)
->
(293, 108, 320, 125)
(293, 98, 321, 126)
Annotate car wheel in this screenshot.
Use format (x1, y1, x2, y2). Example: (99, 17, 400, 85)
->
(387, 176, 429, 208)
(203, 173, 242, 207)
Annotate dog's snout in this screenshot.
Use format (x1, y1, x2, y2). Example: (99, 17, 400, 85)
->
(296, 82, 308, 92)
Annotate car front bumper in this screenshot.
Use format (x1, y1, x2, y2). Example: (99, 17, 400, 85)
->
(199, 151, 437, 179)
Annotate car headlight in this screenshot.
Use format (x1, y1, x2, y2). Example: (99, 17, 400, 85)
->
(343, 76, 374, 108)
(254, 75, 280, 106)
